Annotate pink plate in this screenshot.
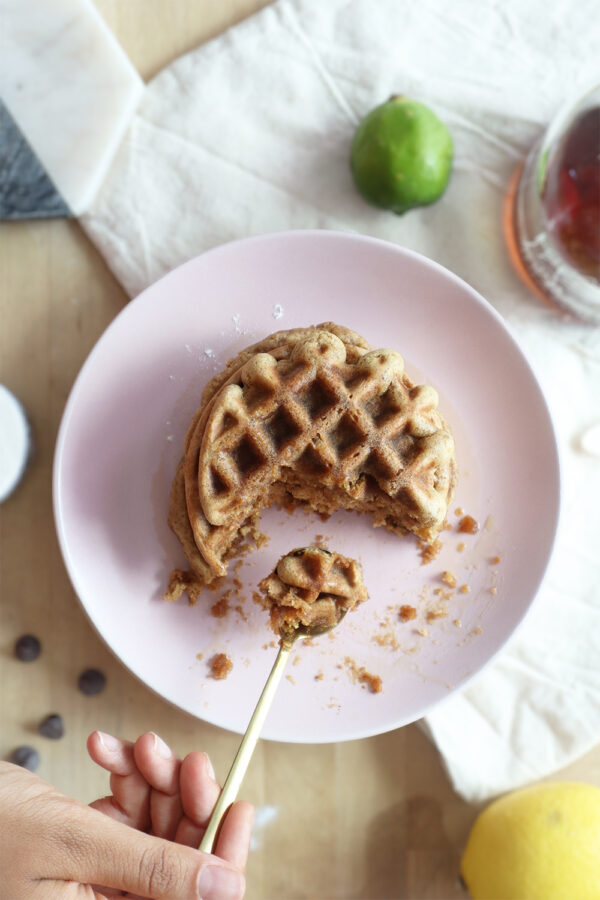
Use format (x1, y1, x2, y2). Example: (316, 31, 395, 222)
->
(53, 231, 560, 743)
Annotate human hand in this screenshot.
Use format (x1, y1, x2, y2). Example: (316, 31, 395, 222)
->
(0, 733, 252, 899)
(86, 730, 253, 896)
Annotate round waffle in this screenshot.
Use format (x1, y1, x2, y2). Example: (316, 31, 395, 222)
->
(166, 324, 456, 599)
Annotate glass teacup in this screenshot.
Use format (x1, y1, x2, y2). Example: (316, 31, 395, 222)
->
(505, 83, 600, 324)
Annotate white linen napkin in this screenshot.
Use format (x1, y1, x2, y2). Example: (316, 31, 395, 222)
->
(80, 0, 600, 802)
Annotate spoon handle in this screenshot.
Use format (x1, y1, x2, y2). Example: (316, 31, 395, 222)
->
(199, 640, 292, 853)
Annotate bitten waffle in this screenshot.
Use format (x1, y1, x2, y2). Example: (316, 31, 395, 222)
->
(165, 323, 456, 600)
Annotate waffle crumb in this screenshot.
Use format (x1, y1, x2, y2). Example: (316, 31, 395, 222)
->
(419, 538, 443, 565)
(399, 605, 417, 622)
(315, 671, 324, 681)
(211, 591, 231, 618)
(458, 514, 479, 534)
(442, 571, 457, 588)
(491, 555, 501, 564)
(344, 657, 382, 693)
(416, 627, 429, 637)
(209, 653, 233, 680)
(163, 569, 205, 606)
(196, 653, 204, 661)
(455, 507, 465, 516)
(459, 584, 470, 594)
(232, 560, 244, 590)
(457, 542, 466, 552)
(453, 619, 462, 628)
(207, 576, 227, 594)
(426, 608, 448, 623)
(490, 586, 498, 595)
(372, 626, 401, 651)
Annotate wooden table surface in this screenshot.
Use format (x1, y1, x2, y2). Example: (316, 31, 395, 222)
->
(1, 3, 599, 898)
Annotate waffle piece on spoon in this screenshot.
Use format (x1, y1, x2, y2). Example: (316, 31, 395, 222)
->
(256, 545, 368, 643)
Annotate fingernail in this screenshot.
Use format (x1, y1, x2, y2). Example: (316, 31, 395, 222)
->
(97, 731, 120, 751)
(204, 753, 217, 782)
(151, 732, 172, 759)
(197, 866, 244, 900)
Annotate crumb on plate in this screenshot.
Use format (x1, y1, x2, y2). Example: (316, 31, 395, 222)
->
(209, 653, 233, 680)
(399, 605, 417, 621)
(426, 608, 448, 623)
(344, 656, 382, 693)
(418, 538, 443, 565)
(458, 514, 479, 534)
(441, 570, 457, 588)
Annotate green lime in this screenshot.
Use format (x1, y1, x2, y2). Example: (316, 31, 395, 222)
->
(350, 96, 453, 214)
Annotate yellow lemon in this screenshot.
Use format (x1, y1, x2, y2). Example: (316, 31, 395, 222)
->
(461, 782, 600, 900)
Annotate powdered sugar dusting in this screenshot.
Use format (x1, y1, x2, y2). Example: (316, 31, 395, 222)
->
(232, 313, 248, 335)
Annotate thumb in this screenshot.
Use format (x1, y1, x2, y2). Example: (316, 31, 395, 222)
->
(55, 803, 245, 900)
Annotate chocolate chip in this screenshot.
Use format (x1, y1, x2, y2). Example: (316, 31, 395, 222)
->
(78, 668, 106, 696)
(11, 746, 40, 771)
(14, 634, 41, 662)
(38, 714, 64, 739)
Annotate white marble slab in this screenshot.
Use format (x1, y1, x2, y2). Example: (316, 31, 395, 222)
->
(0, 0, 144, 215)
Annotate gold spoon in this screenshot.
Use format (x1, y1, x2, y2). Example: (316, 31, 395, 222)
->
(199, 611, 347, 853)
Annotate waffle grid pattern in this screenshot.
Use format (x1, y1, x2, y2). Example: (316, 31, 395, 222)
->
(199, 332, 450, 529)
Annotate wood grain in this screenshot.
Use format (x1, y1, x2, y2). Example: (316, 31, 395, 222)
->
(1, 3, 598, 898)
